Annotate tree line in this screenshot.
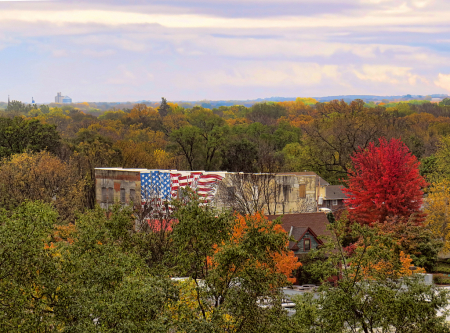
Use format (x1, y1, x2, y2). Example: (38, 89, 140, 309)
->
(2, 96, 450, 330)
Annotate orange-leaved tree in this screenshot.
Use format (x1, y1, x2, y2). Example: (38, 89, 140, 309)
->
(171, 194, 301, 330)
(223, 212, 301, 283)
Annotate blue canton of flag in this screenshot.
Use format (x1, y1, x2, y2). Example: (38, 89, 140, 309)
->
(140, 173, 151, 199)
(151, 171, 161, 193)
(141, 171, 173, 200)
(160, 172, 171, 200)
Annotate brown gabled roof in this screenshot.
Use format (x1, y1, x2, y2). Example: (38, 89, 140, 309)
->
(286, 226, 324, 251)
(287, 226, 308, 249)
(267, 213, 333, 240)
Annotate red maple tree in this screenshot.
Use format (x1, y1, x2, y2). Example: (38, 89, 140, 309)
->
(344, 137, 427, 225)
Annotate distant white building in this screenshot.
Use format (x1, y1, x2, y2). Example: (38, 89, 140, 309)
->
(55, 92, 72, 104)
(55, 92, 63, 103)
(62, 96, 72, 103)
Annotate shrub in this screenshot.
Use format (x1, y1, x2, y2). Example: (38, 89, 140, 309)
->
(433, 264, 450, 274)
(433, 273, 450, 285)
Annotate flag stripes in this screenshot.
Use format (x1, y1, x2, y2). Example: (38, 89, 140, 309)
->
(140, 170, 224, 202)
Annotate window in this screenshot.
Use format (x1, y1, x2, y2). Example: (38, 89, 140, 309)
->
(332, 200, 338, 206)
(129, 189, 136, 203)
(226, 186, 235, 201)
(299, 184, 306, 198)
(283, 185, 290, 201)
(101, 187, 107, 202)
(120, 188, 126, 203)
(108, 187, 114, 203)
(304, 238, 311, 251)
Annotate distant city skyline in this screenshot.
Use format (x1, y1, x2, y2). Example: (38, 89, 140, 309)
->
(1, 0, 450, 102)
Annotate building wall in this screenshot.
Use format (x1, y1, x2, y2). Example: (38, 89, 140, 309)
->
(95, 169, 320, 214)
(294, 231, 320, 255)
(55, 92, 62, 103)
(318, 199, 345, 212)
(214, 173, 318, 214)
(95, 169, 140, 209)
(272, 174, 317, 214)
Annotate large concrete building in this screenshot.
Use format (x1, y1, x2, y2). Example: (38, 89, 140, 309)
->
(94, 168, 330, 215)
(55, 92, 63, 103)
(55, 92, 72, 103)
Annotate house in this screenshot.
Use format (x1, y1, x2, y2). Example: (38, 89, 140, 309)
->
(317, 185, 346, 212)
(266, 213, 332, 257)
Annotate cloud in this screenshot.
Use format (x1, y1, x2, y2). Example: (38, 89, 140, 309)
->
(0, 7, 449, 30)
(82, 49, 116, 57)
(435, 73, 450, 93)
(0, 0, 450, 102)
(52, 49, 68, 57)
(200, 62, 340, 87)
(105, 65, 154, 86)
(352, 65, 427, 85)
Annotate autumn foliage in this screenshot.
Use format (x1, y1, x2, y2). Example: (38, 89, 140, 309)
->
(207, 212, 301, 284)
(225, 212, 301, 283)
(344, 138, 427, 225)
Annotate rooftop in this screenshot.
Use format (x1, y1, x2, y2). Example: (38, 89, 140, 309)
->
(267, 213, 332, 239)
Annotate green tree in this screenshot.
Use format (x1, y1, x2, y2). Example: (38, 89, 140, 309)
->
(246, 102, 287, 125)
(70, 129, 121, 208)
(187, 108, 228, 170)
(170, 192, 294, 332)
(440, 98, 450, 107)
(158, 97, 170, 117)
(290, 220, 450, 333)
(169, 125, 201, 170)
(300, 100, 388, 183)
(434, 135, 450, 181)
(0, 116, 61, 159)
(5, 100, 34, 116)
(0, 202, 177, 332)
(53, 205, 176, 332)
(0, 201, 59, 332)
(221, 138, 258, 172)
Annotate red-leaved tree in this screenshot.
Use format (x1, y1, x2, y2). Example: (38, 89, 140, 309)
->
(344, 137, 427, 225)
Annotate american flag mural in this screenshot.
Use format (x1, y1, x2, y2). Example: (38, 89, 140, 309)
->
(140, 170, 225, 202)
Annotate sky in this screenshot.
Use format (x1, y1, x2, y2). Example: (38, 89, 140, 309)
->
(1, 0, 450, 103)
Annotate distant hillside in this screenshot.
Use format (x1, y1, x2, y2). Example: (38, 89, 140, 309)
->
(2, 94, 448, 109)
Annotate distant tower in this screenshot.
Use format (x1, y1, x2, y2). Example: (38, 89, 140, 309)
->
(8, 95, 10, 107)
(55, 92, 62, 103)
(32, 97, 35, 104)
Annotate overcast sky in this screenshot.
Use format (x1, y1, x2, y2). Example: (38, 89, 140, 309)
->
(1, 0, 450, 103)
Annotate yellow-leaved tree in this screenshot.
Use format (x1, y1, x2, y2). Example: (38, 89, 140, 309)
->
(0, 151, 86, 223)
(425, 178, 450, 253)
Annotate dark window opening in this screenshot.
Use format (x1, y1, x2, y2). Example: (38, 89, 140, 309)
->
(108, 187, 114, 203)
(101, 187, 107, 202)
(226, 186, 235, 201)
(304, 238, 311, 251)
(283, 185, 290, 201)
(120, 188, 126, 203)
